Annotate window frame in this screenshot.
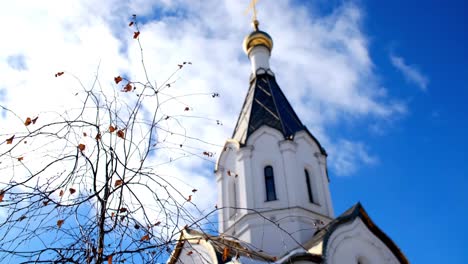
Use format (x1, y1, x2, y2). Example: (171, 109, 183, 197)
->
(264, 165, 277, 201)
(305, 168, 314, 203)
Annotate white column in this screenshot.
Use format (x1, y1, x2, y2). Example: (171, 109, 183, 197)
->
(248, 45, 271, 74)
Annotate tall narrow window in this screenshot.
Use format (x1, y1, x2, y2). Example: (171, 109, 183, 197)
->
(305, 169, 314, 203)
(264, 166, 277, 201)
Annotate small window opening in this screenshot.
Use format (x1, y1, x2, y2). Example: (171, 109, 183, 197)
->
(305, 169, 314, 203)
(264, 166, 277, 201)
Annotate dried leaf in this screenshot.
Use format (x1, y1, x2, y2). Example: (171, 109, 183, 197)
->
(222, 247, 230, 261)
(187, 195, 192, 202)
(133, 31, 140, 39)
(186, 251, 193, 256)
(117, 130, 125, 139)
(114, 76, 123, 84)
(184, 106, 190, 111)
(83, 132, 87, 137)
(227, 170, 231, 176)
(6, 135, 15, 144)
(122, 83, 132, 92)
(59, 190, 64, 197)
(202, 151, 213, 157)
(24, 117, 32, 126)
(78, 144, 86, 152)
(43, 200, 49, 206)
(69, 188, 76, 194)
(57, 219, 64, 228)
(119, 208, 127, 213)
(192, 189, 197, 193)
(17, 157, 24, 161)
(154, 221, 161, 226)
(95, 133, 102, 141)
(128, 21, 134, 27)
(55, 72, 64, 77)
(108, 255, 113, 264)
(114, 180, 123, 187)
(0, 190, 5, 202)
(32, 116, 38, 124)
(141, 234, 150, 241)
(109, 126, 116, 133)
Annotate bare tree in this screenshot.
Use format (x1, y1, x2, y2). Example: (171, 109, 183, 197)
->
(0, 16, 221, 264)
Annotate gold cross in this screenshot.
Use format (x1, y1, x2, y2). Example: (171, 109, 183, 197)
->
(245, 0, 260, 30)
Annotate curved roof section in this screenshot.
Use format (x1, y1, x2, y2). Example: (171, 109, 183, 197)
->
(304, 202, 409, 264)
(232, 69, 326, 155)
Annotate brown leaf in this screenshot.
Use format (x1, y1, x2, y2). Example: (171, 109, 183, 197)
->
(83, 132, 87, 137)
(122, 83, 132, 92)
(141, 234, 150, 241)
(43, 200, 49, 206)
(192, 189, 197, 193)
(6, 135, 15, 144)
(119, 208, 127, 213)
(0, 190, 5, 202)
(95, 133, 102, 141)
(69, 188, 76, 194)
(108, 255, 113, 264)
(128, 21, 134, 27)
(109, 126, 116, 133)
(59, 190, 64, 197)
(78, 144, 86, 152)
(31, 116, 38, 124)
(55, 72, 64, 77)
(187, 195, 192, 202)
(227, 170, 231, 176)
(114, 180, 123, 187)
(24, 117, 32, 126)
(117, 130, 125, 139)
(222, 247, 230, 261)
(17, 157, 24, 161)
(133, 31, 140, 39)
(57, 219, 64, 228)
(184, 106, 190, 111)
(154, 221, 161, 226)
(186, 251, 193, 256)
(114, 76, 123, 84)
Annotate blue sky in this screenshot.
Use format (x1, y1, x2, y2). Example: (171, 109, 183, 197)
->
(325, 1, 468, 263)
(0, 0, 467, 263)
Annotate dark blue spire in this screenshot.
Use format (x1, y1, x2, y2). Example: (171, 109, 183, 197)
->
(232, 69, 326, 155)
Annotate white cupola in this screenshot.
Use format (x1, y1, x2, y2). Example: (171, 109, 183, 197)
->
(215, 20, 334, 257)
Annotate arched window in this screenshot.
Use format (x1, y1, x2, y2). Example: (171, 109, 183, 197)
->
(305, 169, 314, 203)
(264, 166, 277, 201)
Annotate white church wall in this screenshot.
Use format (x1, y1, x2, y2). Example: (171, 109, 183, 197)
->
(295, 131, 334, 218)
(175, 242, 215, 264)
(218, 126, 335, 256)
(325, 218, 400, 264)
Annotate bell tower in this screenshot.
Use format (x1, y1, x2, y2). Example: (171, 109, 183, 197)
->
(215, 19, 334, 257)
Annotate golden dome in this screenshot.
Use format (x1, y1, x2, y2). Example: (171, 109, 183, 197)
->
(243, 27, 273, 55)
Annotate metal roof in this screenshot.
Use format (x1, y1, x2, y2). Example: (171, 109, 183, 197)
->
(232, 69, 326, 155)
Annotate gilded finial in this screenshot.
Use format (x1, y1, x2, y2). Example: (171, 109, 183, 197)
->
(245, 0, 260, 31)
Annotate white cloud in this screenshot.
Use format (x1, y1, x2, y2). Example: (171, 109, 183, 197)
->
(390, 54, 429, 91)
(329, 139, 378, 176)
(0, 0, 408, 220)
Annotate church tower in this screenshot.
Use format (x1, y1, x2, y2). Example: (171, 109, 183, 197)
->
(215, 20, 334, 257)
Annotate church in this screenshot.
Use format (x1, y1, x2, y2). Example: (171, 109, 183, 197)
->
(167, 18, 408, 264)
